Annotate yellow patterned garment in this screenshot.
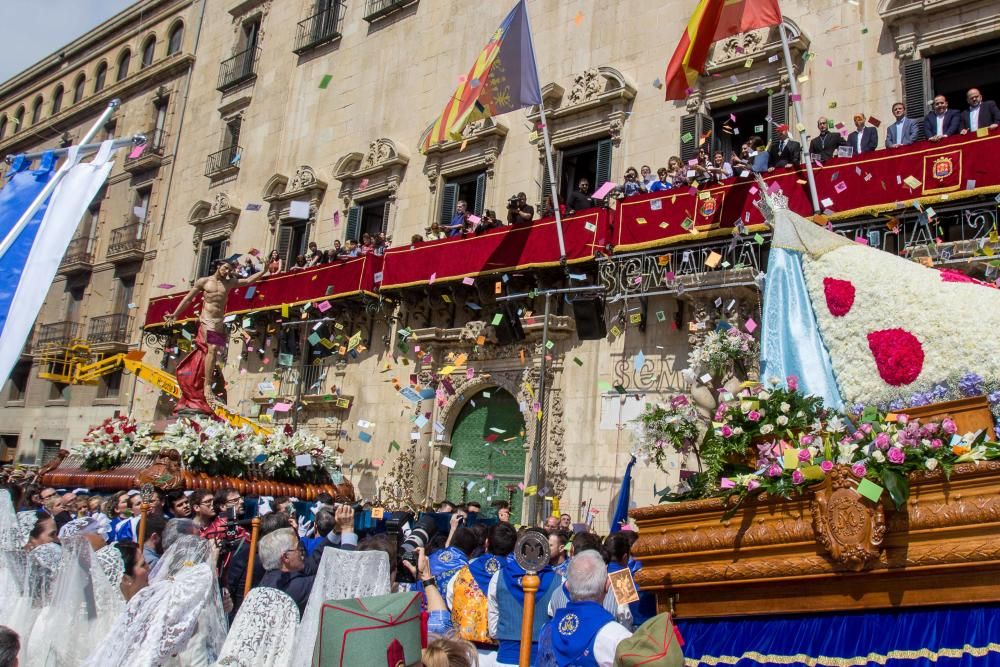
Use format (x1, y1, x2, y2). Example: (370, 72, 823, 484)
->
(450, 566, 496, 645)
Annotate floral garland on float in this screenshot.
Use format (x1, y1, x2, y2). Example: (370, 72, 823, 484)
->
(73, 416, 153, 471)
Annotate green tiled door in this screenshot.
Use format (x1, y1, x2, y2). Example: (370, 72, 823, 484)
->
(446, 387, 527, 523)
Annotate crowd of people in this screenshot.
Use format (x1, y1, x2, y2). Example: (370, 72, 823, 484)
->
(0, 483, 677, 666)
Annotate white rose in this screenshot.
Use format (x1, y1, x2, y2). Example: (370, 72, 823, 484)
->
(871, 450, 885, 463)
(925, 458, 939, 471)
(760, 424, 774, 434)
(759, 392, 771, 401)
(780, 402, 791, 413)
(777, 415, 789, 426)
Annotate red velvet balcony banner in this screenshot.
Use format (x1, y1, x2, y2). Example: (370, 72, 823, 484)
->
(614, 131, 1000, 253)
(144, 254, 382, 328)
(377, 209, 611, 290)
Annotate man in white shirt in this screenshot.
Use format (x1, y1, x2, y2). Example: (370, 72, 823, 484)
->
(960, 88, 1000, 134)
(885, 102, 918, 148)
(923, 95, 961, 141)
(535, 550, 632, 667)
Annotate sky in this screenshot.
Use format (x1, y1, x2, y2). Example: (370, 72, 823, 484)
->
(0, 0, 138, 85)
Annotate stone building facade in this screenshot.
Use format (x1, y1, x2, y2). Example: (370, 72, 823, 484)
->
(3, 0, 999, 529)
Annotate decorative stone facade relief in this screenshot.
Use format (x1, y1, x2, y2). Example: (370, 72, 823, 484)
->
(261, 165, 328, 233)
(188, 191, 240, 251)
(528, 66, 637, 150)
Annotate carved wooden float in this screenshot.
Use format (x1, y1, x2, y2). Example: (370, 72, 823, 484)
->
(630, 461, 1000, 619)
(39, 450, 356, 502)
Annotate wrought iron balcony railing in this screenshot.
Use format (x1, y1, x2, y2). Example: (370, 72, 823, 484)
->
(108, 222, 147, 257)
(124, 128, 166, 166)
(205, 144, 242, 177)
(59, 236, 95, 269)
(294, 3, 344, 53)
(87, 313, 131, 345)
(217, 46, 260, 91)
(37, 321, 83, 347)
(363, 0, 417, 22)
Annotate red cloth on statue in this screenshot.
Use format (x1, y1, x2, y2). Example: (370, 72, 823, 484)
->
(174, 325, 215, 415)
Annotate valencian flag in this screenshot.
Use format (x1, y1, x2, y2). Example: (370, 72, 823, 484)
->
(664, 0, 783, 101)
(420, 0, 541, 153)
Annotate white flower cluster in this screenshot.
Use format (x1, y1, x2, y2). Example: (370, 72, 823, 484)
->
(686, 328, 758, 379)
(72, 416, 152, 467)
(803, 244, 1000, 406)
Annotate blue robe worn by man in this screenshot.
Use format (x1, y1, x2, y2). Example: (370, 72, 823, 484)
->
(428, 545, 469, 593)
(489, 554, 561, 666)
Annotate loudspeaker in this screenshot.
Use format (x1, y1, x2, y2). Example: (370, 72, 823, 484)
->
(572, 298, 607, 340)
(491, 303, 525, 344)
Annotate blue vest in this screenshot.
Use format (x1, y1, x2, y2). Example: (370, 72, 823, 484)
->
(496, 565, 560, 663)
(548, 600, 615, 667)
(429, 546, 469, 592)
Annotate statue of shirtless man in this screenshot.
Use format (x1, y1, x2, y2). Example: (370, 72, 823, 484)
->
(165, 255, 267, 409)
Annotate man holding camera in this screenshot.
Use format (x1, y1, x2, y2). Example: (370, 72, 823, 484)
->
(306, 504, 358, 572)
(507, 192, 534, 225)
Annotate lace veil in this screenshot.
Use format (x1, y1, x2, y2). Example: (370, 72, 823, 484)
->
(0, 541, 63, 663)
(291, 548, 391, 667)
(215, 587, 299, 667)
(26, 536, 125, 667)
(0, 489, 17, 550)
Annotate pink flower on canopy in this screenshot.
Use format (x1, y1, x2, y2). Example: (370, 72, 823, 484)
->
(800, 434, 814, 446)
(851, 462, 867, 477)
(791, 470, 805, 484)
(797, 448, 811, 462)
(715, 405, 727, 421)
(941, 418, 957, 435)
(930, 438, 943, 449)
(721, 425, 734, 438)
(747, 410, 761, 422)
(851, 430, 866, 442)
(786, 375, 799, 392)
(887, 447, 906, 464)
(875, 433, 891, 450)
(820, 460, 834, 473)
(897, 414, 909, 425)
(860, 423, 873, 434)
(747, 479, 760, 491)
(767, 464, 783, 477)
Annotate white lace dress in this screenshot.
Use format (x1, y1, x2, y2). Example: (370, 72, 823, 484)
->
(214, 587, 300, 667)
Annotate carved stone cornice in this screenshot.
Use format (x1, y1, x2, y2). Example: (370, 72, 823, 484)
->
(261, 165, 327, 232)
(334, 138, 410, 206)
(527, 66, 636, 149)
(188, 192, 240, 249)
(420, 119, 508, 198)
(409, 314, 576, 349)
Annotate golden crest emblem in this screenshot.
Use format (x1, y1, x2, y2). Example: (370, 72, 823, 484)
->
(932, 156, 954, 181)
(485, 557, 500, 574)
(699, 196, 718, 218)
(558, 613, 580, 636)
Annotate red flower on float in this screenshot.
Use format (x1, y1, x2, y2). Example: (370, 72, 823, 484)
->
(823, 277, 856, 317)
(867, 328, 924, 386)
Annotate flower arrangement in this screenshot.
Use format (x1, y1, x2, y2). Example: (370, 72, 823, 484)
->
(263, 424, 341, 483)
(634, 396, 704, 471)
(73, 416, 152, 471)
(146, 416, 262, 477)
(683, 328, 759, 381)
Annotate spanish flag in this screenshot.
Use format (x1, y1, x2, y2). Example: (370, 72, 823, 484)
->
(420, 0, 541, 154)
(665, 0, 782, 101)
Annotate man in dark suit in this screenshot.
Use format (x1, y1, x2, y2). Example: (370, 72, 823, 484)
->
(767, 125, 801, 169)
(885, 102, 919, 148)
(960, 88, 1000, 134)
(923, 95, 961, 141)
(847, 114, 879, 155)
(808, 116, 845, 161)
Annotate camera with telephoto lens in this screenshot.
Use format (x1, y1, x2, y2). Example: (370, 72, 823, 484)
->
(507, 195, 520, 209)
(393, 513, 438, 584)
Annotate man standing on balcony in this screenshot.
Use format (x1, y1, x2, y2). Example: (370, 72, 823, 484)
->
(809, 117, 845, 161)
(923, 95, 961, 142)
(885, 102, 918, 148)
(165, 255, 268, 413)
(847, 114, 878, 155)
(960, 88, 1000, 134)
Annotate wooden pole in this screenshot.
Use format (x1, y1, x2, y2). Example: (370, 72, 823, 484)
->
(518, 572, 540, 667)
(137, 502, 149, 552)
(243, 516, 261, 598)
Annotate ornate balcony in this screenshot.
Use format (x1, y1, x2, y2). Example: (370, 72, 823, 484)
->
(36, 321, 83, 349)
(87, 313, 131, 349)
(217, 46, 260, 92)
(294, 3, 344, 54)
(123, 128, 166, 173)
(107, 223, 147, 263)
(206, 144, 242, 178)
(58, 236, 95, 275)
(363, 0, 418, 22)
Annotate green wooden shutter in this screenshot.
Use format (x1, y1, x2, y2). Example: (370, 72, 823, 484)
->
(595, 139, 613, 190)
(767, 92, 789, 144)
(679, 114, 698, 161)
(380, 201, 391, 235)
(197, 243, 212, 277)
(345, 205, 362, 242)
(700, 114, 715, 152)
(903, 59, 930, 141)
(439, 182, 459, 228)
(473, 172, 487, 216)
(540, 155, 558, 211)
(276, 225, 294, 265)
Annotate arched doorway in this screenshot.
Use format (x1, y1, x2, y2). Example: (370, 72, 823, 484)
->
(446, 387, 527, 523)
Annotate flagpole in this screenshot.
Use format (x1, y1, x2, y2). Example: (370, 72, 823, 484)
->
(778, 24, 821, 214)
(522, 3, 568, 268)
(0, 99, 120, 262)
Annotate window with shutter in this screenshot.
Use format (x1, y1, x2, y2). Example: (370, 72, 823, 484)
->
(540, 156, 557, 211)
(679, 114, 698, 161)
(903, 59, 930, 141)
(473, 172, 487, 215)
(345, 205, 362, 242)
(380, 201, 391, 235)
(767, 92, 788, 145)
(438, 182, 459, 229)
(276, 225, 294, 265)
(595, 139, 613, 190)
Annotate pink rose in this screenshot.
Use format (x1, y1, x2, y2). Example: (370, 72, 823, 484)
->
(792, 470, 805, 484)
(941, 418, 957, 435)
(786, 375, 799, 391)
(897, 414, 909, 425)
(887, 447, 906, 464)
(747, 479, 760, 491)
(875, 433, 891, 449)
(820, 460, 834, 473)
(851, 462, 867, 478)
(800, 434, 814, 446)
(930, 439, 943, 449)
(860, 423, 873, 434)
(797, 448, 811, 462)
(721, 425, 734, 438)
(767, 464, 783, 477)
(747, 410, 761, 422)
